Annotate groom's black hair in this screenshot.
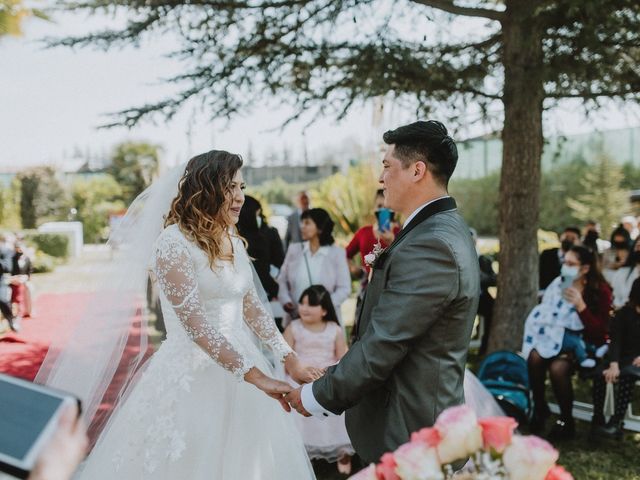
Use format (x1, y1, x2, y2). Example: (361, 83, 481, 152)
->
(383, 120, 458, 187)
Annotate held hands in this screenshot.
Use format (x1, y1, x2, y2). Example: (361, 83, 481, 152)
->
(563, 287, 586, 312)
(244, 367, 293, 412)
(285, 354, 325, 385)
(284, 387, 311, 417)
(603, 362, 620, 384)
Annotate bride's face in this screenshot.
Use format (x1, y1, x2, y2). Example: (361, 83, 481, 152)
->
(225, 170, 246, 225)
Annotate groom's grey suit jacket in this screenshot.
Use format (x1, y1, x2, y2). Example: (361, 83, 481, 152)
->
(312, 197, 480, 464)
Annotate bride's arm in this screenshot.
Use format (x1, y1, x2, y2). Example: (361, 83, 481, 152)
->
(242, 287, 294, 362)
(154, 235, 254, 380)
(243, 288, 324, 383)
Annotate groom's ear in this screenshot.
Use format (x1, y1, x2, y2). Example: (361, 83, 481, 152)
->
(412, 160, 428, 182)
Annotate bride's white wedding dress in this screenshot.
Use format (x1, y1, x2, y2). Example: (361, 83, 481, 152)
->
(78, 224, 315, 479)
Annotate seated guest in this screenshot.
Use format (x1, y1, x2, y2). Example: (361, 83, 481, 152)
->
(539, 226, 581, 291)
(524, 245, 611, 440)
(602, 225, 632, 282)
(591, 277, 640, 440)
(278, 208, 351, 328)
(610, 237, 640, 310)
(582, 220, 608, 254)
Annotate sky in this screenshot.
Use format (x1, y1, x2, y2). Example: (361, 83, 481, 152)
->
(1, 6, 639, 172)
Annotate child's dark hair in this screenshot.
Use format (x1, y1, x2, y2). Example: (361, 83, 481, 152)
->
(298, 284, 340, 325)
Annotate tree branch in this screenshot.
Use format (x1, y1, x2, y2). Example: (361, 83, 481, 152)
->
(410, 0, 505, 21)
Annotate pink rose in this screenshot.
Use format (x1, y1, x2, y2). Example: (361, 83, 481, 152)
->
(503, 435, 559, 480)
(411, 427, 442, 448)
(376, 453, 400, 480)
(434, 405, 483, 464)
(348, 463, 379, 480)
(478, 416, 518, 453)
(393, 441, 443, 480)
(545, 465, 574, 480)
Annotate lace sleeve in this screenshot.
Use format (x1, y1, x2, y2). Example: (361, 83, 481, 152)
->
(243, 287, 293, 363)
(154, 235, 253, 380)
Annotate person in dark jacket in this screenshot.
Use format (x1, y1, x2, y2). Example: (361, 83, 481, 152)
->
(470, 228, 496, 356)
(590, 277, 640, 440)
(539, 226, 581, 290)
(237, 195, 285, 301)
(0, 234, 17, 331)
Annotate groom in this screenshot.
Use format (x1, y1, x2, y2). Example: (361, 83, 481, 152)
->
(285, 120, 480, 464)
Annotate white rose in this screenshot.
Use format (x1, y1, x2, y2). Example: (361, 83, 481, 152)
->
(502, 435, 559, 480)
(394, 442, 444, 480)
(348, 463, 378, 480)
(364, 253, 376, 266)
(434, 405, 483, 464)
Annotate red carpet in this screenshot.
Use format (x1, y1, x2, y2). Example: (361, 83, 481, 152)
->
(0, 292, 154, 443)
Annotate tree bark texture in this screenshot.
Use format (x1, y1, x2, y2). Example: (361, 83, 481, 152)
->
(488, 2, 544, 353)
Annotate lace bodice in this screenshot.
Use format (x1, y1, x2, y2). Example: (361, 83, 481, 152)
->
(152, 224, 292, 379)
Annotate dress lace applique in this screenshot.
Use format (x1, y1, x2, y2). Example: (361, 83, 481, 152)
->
(153, 232, 253, 380)
(243, 287, 293, 363)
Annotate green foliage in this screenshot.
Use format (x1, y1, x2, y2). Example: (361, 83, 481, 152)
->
(449, 172, 500, 236)
(309, 163, 380, 238)
(16, 166, 69, 229)
(30, 251, 62, 273)
(0, 180, 21, 229)
(22, 232, 69, 258)
(107, 142, 160, 205)
(250, 178, 311, 207)
(567, 155, 630, 238)
(620, 162, 640, 190)
(50, 1, 640, 126)
(71, 174, 125, 243)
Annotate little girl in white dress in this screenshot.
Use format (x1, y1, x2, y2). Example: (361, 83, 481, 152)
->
(283, 285, 355, 474)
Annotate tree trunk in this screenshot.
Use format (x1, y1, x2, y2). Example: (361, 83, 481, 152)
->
(488, 3, 544, 353)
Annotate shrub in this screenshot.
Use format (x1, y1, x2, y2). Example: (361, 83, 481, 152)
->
(23, 232, 69, 259)
(31, 252, 60, 273)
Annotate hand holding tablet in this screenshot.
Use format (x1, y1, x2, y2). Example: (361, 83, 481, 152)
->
(0, 374, 87, 479)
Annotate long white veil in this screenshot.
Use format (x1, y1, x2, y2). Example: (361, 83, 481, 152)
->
(34, 164, 187, 438)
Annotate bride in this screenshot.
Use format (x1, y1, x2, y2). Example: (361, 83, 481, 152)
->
(38, 151, 318, 479)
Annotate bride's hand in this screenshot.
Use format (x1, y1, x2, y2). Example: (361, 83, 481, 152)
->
(285, 355, 325, 384)
(244, 368, 293, 412)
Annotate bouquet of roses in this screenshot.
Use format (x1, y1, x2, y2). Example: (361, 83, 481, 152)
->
(349, 405, 573, 480)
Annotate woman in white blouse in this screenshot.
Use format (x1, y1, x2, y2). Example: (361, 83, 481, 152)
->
(278, 208, 351, 327)
(611, 238, 640, 309)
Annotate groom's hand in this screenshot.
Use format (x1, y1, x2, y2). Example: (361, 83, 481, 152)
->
(284, 387, 311, 417)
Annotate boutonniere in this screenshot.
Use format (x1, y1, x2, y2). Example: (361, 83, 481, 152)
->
(364, 241, 385, 268)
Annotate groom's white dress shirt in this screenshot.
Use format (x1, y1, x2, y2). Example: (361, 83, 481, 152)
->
(300, 195, 451, 417)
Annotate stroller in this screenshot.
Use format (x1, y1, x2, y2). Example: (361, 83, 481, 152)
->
(477, 350, 532, 425)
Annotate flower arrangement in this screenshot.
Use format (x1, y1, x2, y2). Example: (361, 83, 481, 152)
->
(349, 405, 573, 480)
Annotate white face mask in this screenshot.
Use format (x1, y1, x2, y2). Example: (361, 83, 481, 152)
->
(256, 216, 262, 228)
(561, 264, 579, 279)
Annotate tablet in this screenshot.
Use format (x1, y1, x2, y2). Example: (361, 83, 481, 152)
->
(0, 374, 80, 479)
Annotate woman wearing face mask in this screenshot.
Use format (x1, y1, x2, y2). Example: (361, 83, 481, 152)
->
(602, 225, 632, 282)
(610, 237, 640, 310)
(237, 195, 285, 301)
(523, 245, 612, 440)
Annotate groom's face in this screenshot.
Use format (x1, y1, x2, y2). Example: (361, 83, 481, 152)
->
(379, 145, 414, 213)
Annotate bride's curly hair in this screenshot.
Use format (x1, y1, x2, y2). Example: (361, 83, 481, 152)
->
(165, 150, 243, 267)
